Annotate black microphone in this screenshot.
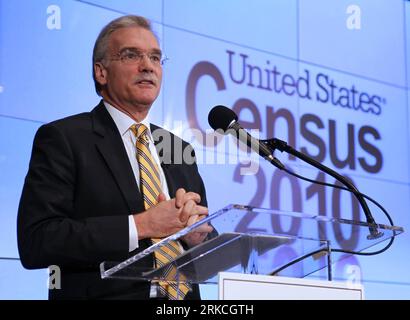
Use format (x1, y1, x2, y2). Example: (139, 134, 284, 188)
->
(208, 105, 285, 170)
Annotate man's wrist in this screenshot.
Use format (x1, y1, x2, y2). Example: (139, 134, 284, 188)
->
(133, 211, 150, 240)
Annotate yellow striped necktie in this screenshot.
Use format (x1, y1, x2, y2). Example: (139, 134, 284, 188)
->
(131, 124, 191, 300)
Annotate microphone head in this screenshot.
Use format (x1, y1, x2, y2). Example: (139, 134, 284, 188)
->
(208, 105, 238, 131)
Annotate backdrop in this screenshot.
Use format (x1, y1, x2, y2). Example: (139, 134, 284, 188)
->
(0, 0, 409, 299)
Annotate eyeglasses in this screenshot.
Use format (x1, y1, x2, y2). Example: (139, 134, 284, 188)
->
(108, 48, 168, 66)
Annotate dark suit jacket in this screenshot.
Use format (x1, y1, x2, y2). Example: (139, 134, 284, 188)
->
(17, 101, 207, 300)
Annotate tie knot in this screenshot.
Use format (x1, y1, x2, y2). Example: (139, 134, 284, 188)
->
(131, 124, 148, 141)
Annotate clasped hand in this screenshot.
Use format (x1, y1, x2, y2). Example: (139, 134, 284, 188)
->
(134, 188, 213, 247)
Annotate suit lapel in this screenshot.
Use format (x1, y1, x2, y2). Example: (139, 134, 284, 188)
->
(92, 102, 145, 213)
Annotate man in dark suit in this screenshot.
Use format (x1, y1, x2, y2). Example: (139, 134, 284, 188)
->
(17, 15, 212, 300)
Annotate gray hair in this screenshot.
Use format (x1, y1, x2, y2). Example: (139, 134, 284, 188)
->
(92, 15, 154, 95)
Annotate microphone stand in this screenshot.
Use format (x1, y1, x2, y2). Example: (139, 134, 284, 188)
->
(263, 138, 383, 240)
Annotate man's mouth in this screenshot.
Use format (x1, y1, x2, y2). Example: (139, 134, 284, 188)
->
(136, 79, 155, 86)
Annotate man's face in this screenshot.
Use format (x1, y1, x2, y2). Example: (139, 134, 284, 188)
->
(97, 27, 163, 110)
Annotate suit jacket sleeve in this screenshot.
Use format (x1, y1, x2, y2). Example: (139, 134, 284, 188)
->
(17, 123, 129, 270)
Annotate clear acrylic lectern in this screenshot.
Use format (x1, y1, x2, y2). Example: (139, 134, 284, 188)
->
(100, 204, 403, 298)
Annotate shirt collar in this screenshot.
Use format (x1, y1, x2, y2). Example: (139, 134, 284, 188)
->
(103, 101, 154, 142)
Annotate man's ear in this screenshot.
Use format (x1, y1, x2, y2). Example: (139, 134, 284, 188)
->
(94, 62, 108, 86)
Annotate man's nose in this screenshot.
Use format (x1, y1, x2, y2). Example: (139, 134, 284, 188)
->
(138, 55, 154, 72)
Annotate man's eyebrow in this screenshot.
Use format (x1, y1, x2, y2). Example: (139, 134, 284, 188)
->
(119, 47, 162, 54)
(151, 48, 162, 55)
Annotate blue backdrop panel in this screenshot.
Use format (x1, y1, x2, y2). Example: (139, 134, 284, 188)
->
(75, 0, 163, 22)
(299, 0, 406, 87)
(406, 1, 410, 87)
(162, 25, 299, 160)
(0, 117, 41, 257)
(297, 63, 409, 184)
(0, 258, 47, 300)
(163, 0, 298, 58)
(0, 0, 120, 122)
